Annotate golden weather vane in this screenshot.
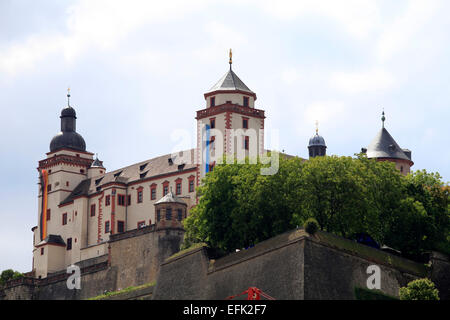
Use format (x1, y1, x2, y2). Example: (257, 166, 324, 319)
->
(315, 120, 319, 134)
(67, 87, 71, 106)
(229, 49, 232, 68)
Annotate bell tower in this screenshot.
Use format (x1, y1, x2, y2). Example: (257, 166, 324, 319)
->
(196, 51, 266, 177)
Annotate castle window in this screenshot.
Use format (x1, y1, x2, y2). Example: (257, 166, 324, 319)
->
(118, 194, 125, 206)
(400, 166, 404, 173)
(80, 169, 85, 174)
(243, 96, 249, 107)
(151, 185, 157, 200)
(105, 195, 111, 206)
(127, 195, 131, 206)
(210, 118, 216, 129)
(137, 190, 143, 203)
(177, 209, 183, 221)
(47, 184, 52, 192)
(163, 182, 169, 196)
(210, 97, 215, 107)
(62, 213, 67, 225)
(66, 181, 69, 187)
(118, 221, 125, 233)
(67, 238, 72, 250)
(105, 221, 110, 233)
(242, 118, 248, 129)
(189, 179, 194, 193)
(90, 204, 96, 217)
(157, 209, 161, 222)
(166, 208, 172, 220)
(137, 221, 145, 229)
(176, 180, 182, 195)
(46, 209, 51, 221)
(41, 248, 44, 255)
(244, 136, 249, 150)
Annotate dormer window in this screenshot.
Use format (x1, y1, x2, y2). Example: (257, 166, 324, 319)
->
(210, 97, 215, 107)
(243, 96, 249, 107)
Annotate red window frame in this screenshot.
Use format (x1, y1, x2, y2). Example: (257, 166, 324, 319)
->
(137, 221, 146, 229)
(175, 178, 182, 195)
(90, 204, 96, 217)
(137, 187, 143, 203)
(210, 96, 215, 107)
(105, 221, 110, 233)
(242, 117, 249, 129)
(62, 213, 67, 225)
(105, 195, 111, 206)
(67, 238, 72, 251)
(150, 184, 157, 200)
(46, 209, 51, 221)
(162, 181, 169, 196)
(117, 220, 125, 233)
(188, 175, 195, 193)
(210, 117, 216, 129)
(243, 96, 249, 107)
(118, 194, 125, 206)
(244, 136, 249, 150)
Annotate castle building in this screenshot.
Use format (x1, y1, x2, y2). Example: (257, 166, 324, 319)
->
(32, 53, 267, 278)
(32, 55, 414, 279)
(363, 111, 414, 175)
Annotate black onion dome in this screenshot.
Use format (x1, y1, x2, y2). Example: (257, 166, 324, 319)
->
(60, 106, 77, 118)
(308, 133, 326, 147)
(50, 131, 86, 152)
(49, 105, 86, 152)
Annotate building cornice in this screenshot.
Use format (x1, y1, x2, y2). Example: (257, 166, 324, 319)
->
(196, 103, 265, 120)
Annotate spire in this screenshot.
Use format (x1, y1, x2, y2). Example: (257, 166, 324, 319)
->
(381, 109, 386, 128)
(67, 87, 71, 107)
(229, 48, 232, 70)
(315, 120, 319, 135)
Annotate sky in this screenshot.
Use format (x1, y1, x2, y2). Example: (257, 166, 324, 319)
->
(0, 0, 449, 272)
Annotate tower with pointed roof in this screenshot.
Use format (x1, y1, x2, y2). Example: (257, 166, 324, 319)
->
(196, 50, 266, 177)
(364, 111, 413, 175)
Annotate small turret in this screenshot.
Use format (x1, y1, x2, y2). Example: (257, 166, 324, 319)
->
(308, 121, 327, 158)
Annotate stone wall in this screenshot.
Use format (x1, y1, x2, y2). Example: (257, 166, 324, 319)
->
(0, 225, 184, 300)
(152, 229, 443, 300)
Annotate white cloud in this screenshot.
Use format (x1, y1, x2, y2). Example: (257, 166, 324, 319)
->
(304, 100, 347, 127)
(330, 68, 396, 94)
(0, 0, 207, 75)
(376, 0, 442, 62)
(256, 0, 381, 39)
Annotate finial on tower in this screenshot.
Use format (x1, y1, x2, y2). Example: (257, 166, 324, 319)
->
(315, 120, 319, 135)
(381, 109, 386, 128)
(67, 87, 71, 107)
(229, 48, 232, 69)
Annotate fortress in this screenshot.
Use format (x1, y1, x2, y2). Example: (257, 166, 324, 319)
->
(1, 54, 436, 300)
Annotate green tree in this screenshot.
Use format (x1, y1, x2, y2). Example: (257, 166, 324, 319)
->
(0, 269, 23, 286)
(399, 278, 439, 300)
(384, 170, 450, 259)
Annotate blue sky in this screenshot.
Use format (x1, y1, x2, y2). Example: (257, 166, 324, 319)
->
(0, 0, 449, 272)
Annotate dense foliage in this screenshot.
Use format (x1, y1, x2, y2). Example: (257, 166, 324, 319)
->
(183, 154, 450, 260)
(0, 269, 23, 286)
(399, 278, 440, 300)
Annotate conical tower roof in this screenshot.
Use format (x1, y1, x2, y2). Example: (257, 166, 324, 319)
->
(366, 127, 410, 161)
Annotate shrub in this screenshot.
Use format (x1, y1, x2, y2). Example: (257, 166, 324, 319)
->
(399, 278, 439, 300)
(304, 218, 319, 235)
